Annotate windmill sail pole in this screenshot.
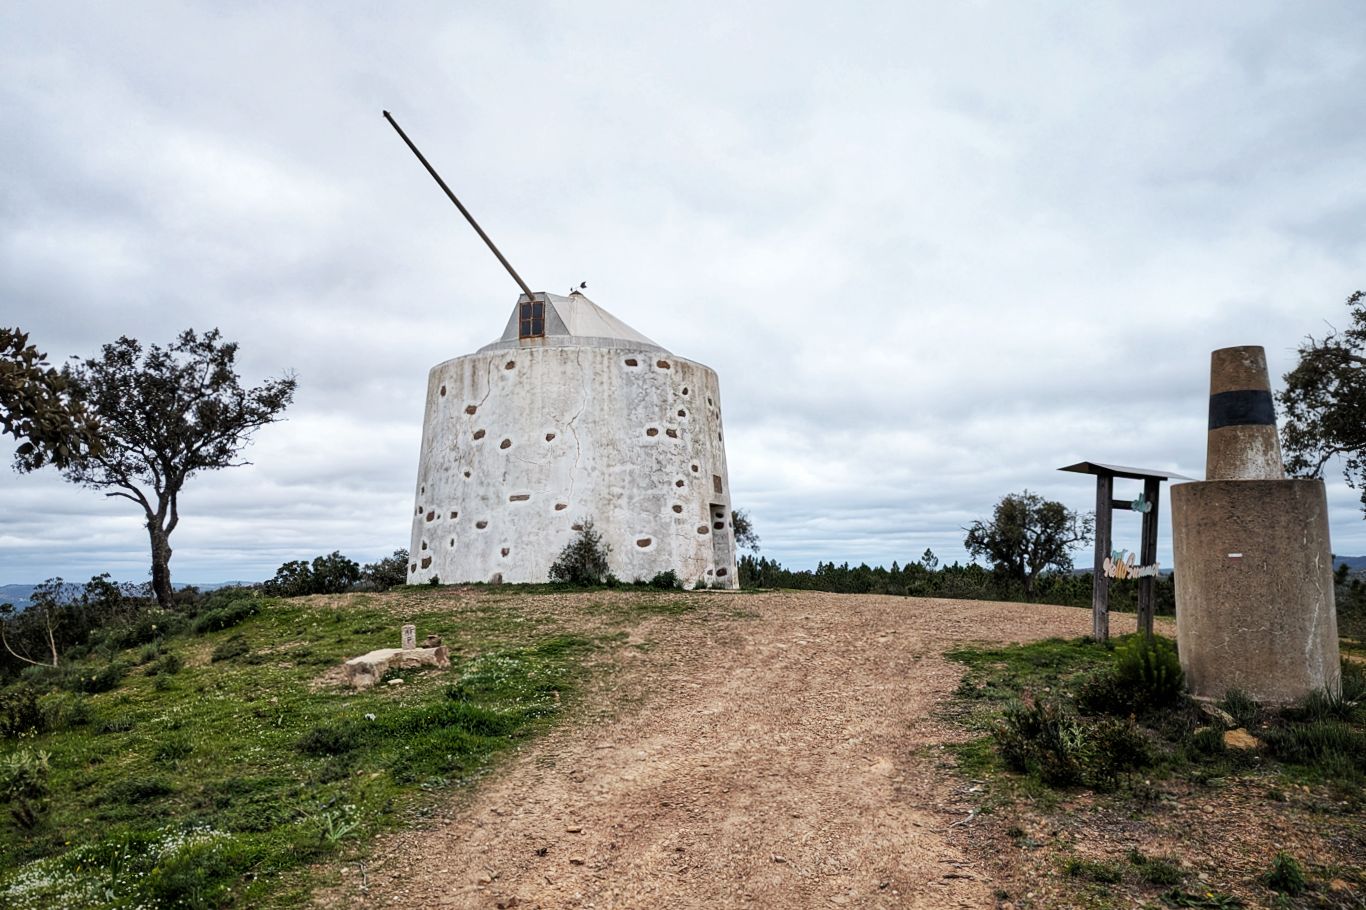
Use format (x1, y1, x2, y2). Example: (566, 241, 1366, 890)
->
(382, 110, 536, 300)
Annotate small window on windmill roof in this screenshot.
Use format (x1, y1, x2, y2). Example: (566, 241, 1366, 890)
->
(519, 300, 545, 339)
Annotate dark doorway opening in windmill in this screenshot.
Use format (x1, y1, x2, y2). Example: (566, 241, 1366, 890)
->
(709, 503, 733, 582)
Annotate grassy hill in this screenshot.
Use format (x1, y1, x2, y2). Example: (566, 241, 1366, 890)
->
(0, 584, 699, 909)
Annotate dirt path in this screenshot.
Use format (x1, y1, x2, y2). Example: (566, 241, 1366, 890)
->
(321, 592, 1139, 909)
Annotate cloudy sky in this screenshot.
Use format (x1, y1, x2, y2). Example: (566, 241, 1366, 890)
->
(2, 1, 1364, 585)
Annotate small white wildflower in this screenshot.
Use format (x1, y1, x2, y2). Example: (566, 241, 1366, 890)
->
(365, 713, 376, 721)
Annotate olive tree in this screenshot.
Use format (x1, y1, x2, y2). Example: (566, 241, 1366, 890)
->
(34, 329, 296, 607)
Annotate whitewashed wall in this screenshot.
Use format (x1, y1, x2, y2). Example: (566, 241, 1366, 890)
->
(408, 344, 737, 587)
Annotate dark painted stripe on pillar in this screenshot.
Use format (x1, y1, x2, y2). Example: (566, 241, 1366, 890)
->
(1208, 389, 1275, 430)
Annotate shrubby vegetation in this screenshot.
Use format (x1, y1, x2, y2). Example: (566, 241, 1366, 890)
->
(952, 635, 1366, 799)
(549, 520, 612, 586)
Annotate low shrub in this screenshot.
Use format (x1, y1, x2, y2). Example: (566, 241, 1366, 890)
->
(994, 698, 1088, 786)
(1219, 689, 1260, 728)
(1261, 720, 1366, 778)
(1085, 715, 1152, 790)
(0, 686, 44, 738)
(154, 734, 194, 765)
(210, 635, 251, 663)
(1062, 856, 1122, 883)
(66, 662, 127, 695)
(102, 775, 174, 804)
(146, 652, 183, 676)
(1184, 725, 1228, 761)
(296, 724, 360, 757)
(1076, 669, 1134, 716)
(190, 600, 260, 635)
(549, 520, 612, 586)
(37, 691, 90, 732)
(646, 570, 683, 590)
(0, 747, 50, 829)
(1113, 634, 1184, 710)
(1128, 849, 1184, 886)
(1261, 851, 1307, 895)
(96, 713, 136, 734)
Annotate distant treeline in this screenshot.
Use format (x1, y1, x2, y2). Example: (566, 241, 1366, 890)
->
(738, 554, 1366, 641)
(738, 554, 1174, 615)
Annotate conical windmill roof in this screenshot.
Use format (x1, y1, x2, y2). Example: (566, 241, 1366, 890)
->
(479, 292, 665, 352)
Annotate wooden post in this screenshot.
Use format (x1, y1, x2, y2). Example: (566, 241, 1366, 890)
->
(1092, 474, 1112, 641)
(1137, 477, 1160, 637)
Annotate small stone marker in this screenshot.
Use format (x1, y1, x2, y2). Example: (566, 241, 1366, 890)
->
(401, 623, 417, 650)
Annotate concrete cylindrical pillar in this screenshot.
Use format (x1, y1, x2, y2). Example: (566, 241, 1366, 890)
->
(1206, 346, 1284, 481)
(1171, 479, 1341, 702)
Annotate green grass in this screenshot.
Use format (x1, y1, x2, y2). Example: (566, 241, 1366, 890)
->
(0, 594, 612, 909)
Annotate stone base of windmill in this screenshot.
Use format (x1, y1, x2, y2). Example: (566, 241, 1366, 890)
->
(1172, 478, 1341, 704)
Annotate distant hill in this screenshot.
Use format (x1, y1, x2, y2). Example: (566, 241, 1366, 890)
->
(1337, 556, 1366, 573)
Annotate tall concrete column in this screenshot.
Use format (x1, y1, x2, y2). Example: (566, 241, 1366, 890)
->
(1171, 346, 1340, 703)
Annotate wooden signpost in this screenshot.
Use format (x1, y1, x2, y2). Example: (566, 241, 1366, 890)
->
(1058, 462, 1188, 642)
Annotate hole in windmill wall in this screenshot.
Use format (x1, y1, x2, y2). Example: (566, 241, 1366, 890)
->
(716, 567, 728, 577)
(420, 557, 432, 569)
(624, 358, 638, 367)
(505, 360, 516, 370)
(410, 562, 417, 572)
(426, 510, 436, 522)
(710, 502, 734, 578)
(473, 429, 486, 440)
(501, 547, 510, 557)
(718, 432, 723, 441)
(500, 438, 512, 449)
(691, 464, 699, 473)
(666, 428, 678, 438)
(656, 359, 671, 369)
(554, 503, 568, 511)
(545, 432, 556, 442)
(636, 538, 652, 548)
(682, 387, 689, 395)
(572, 523, 584, 531)
(697, 526, 709, 535)
(714, 521, 725, 530)
(463, 470, 471, 478)
(509, 493, 530, 502)
(713, 475, 723, 495)
(440, 385, 447, 397)
(465, 404, 477, 415)
(476, 520, 488, 529)
(675, 480, 685, 488)
(421, 541, 428, 550)
(707, 397, 713, 406)
(706, 568, 714, 576)
(415, 506, 422, 515)
(678, 409, 686, 417)
(421, 486, 426, 495)
(672, 505, 683, 513)
(646, 427, 659, 437)
(449, 538, 455, 547)
(449, 511, 458, 519)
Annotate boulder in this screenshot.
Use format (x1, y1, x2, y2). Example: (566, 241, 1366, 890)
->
(344, 646, 450, 689)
